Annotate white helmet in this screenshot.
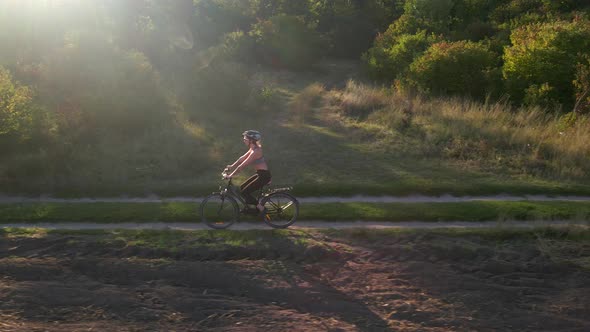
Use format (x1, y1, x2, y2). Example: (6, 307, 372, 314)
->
(242, 130, 262, 141)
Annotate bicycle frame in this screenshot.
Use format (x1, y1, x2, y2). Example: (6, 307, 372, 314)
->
(219, 178, 265, 208)
(201, 173, 299, 229)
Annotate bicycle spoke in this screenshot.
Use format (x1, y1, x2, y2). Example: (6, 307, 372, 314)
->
(200, 194, 238, 229)
(261, 193, 299, 229)
(281, 201, 294, 209)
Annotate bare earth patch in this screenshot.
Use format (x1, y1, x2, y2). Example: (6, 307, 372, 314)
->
(0, 230, 589, 331)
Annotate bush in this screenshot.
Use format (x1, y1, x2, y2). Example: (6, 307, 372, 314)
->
(324, 13, 377, 59)
(402, 0, 454, 35)
(408, 41, 498, 99)
(218, 30, 257, 63)
(384, 13, 423, 37)
(192, 0, 255, 49)
(451, 0, 502, 24)
(573, 54, 590, 114)
(459, 20, 497, 41)
(364, 30, 437, 82)
(490, 0, 542, 24)
(523, 83, 560, 109)
(250, 15, 322, 69)
(502, 18, 590, 109)
(0, 67, 40, 144)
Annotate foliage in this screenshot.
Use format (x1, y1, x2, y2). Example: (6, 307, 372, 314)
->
(523, 83, 560, 109)
(192, 0, 255, 49)
(490, 0, 544, 24)
(2, 0, 590, 195)
(252, 0, 311, 18)
(0, 68, 28, 135)
(452, 0, 504, 24)
(0, 67, 41, 143)
(250, 15, 322, 69)
(402, 0, 455, 35)
(364, 30, 438, 82)
(408, 41, 498, 99)
(573, 54, 590, 114)
(308, 0, 402, 58)
(503, 18, 590, 109)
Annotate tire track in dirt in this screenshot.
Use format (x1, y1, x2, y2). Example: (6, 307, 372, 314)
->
(2, 227, 588, 331)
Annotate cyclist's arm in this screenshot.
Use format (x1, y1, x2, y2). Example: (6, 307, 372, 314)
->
(228, 149, 261, 177)
(228, 151, 250, 169)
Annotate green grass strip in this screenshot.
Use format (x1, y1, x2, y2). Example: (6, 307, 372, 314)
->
(0, 201, 590, 223)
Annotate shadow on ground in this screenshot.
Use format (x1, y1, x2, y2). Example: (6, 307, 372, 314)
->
(0, 228, 589, 331)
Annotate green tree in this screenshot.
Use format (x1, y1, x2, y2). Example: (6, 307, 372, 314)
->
(308, 0, 403, 58)
(503, 18, 590, 109)
(408, 40, 498, 99)
(0, 67, 36, 141)
(364, 30, 437, 81)
(450, 0, 501, 41)
(403, 0, 454, 35)
(192, 0, 255, 49)
(250, 15, 322, 69)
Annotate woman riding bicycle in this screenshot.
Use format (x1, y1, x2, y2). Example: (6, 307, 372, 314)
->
(224, 130, 271, 214)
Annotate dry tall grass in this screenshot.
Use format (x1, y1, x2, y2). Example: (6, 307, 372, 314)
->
(322, 80, 590, 180)
(289, 82, 325, 126)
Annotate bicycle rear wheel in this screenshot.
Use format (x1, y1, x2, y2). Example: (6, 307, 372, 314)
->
(260, 192, 299, 229)
(200, 193, 239, 229)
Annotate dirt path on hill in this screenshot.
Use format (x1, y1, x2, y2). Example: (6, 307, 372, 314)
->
(1, 227, 589, 331)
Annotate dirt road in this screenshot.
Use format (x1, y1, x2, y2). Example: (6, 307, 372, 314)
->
(1, 227, 589, 331)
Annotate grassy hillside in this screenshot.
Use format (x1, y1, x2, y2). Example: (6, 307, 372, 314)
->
(2, 2, 590, 197)
(2, 60, 590, 197)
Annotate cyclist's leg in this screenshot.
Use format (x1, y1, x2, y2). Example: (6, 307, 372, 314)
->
(240, 173, 261, 206)
(243, 171, 271, 212)
(240, 174, 258, 192)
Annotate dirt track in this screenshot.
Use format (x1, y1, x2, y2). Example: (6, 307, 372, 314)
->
(1, 228, 589, 331)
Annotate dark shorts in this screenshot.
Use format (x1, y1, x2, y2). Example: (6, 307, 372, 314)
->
(240, 170, 271, 205)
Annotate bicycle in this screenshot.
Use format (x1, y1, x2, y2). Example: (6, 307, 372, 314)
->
(199, 169, 299, 229)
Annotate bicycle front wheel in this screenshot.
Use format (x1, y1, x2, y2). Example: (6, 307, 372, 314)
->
(200, 193, 239, 229)
(260, 192, 299, 229)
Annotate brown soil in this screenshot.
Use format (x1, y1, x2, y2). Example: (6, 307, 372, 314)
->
(1, 230, 589, 331)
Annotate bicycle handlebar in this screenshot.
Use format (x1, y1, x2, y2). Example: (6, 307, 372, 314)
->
(221, 168, 232, 181)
